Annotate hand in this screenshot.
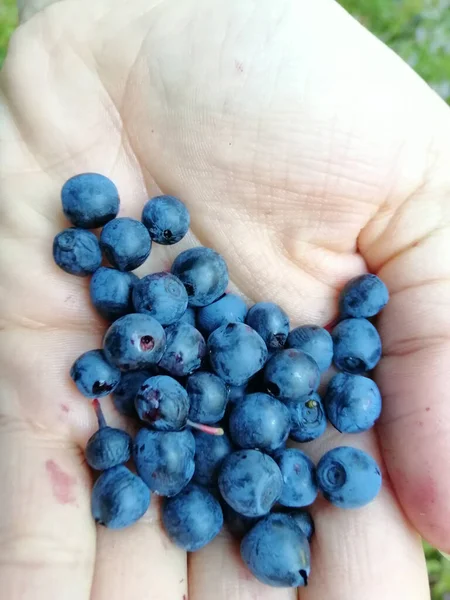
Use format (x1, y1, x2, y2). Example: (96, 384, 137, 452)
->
(1, 1, 449, 598)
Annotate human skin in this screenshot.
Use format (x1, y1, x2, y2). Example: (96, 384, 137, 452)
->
(1, 0, 450, 599)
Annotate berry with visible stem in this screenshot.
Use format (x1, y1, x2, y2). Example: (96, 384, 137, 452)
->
(240, 513, 310, 587)
(187, 371, 229, 425)
(193, 429, 233, 487)
(332, 318, 382, 374)
(85, 400, 132, 470)
(229, 393, 290, 451)
(197, 293, 248, 336)
(103, 313, 166, 371)
(70, 349, 121, 399)
(91, 465, 150, 528)
(245, 302, 290, 351)
(111, 369, 158, 417)
(324, 372, 382, 433)
(171, 247, 229, 307)
(274, 448, 318, 508)
(61, 173, 119, 229)
(159, 322, 206, 377)
(208, 322, 268, 386)
(286, 392, 327, 443)
(286, 325, 333, 372)
(141, 195, 190, 245)
(264, 348, 320, 402)
(53, 228, 102, 276)
(90, 267, 138, 322)
(162, 483, 223, 551)
(339, 273, 389, 318)
(316, 446, 382, 509)
(132, 272, 188, 326)
(133, 428, 195, 496)
(100, 217, 151, 271)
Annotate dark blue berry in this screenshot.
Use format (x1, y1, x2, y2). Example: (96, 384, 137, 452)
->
(90, 267, 138, 321)
(70, 349, 121, 398)
(85, 400, 131, 470)
(325, 372, 382, 433)
(339, 273, 389, 318)
(264, 349, 320, 402)
(142, 195, 190, 245)
(193, 430, 233, 487)
(111, 369, 158, 417)
(178, 306, 196, 326)
(159, 322, 206, 377)
(218, 450, 282, 517)
(103, 313, 166, 371)
(245, 302, 290, 350)
(134, 428, 195, 496)
(100, 217, 151, 271)
(286, 325, 333, 372)
(287, 510, 315, 541)
(171, 247, 228, 307)
(286, 392, 327, 442)
(61, 173, 119, 229)
(53, 228, 101, 276)
(332, 318, 382, 374)
(274, 448, 318, 508)
(208, 323, 268, 386)
(229, 393, 290, 451)
(316, 446, 382, 508)
(162, 483, 223, 551)
(226, 383, 247, 405)
(240, 513, 310, 587)
(222, 503, 260, 539)
(135, 375, 189, 431)
(132, 272, 188, 326)
(91, 465, 150, 528)
(197, 294, 247, 336)
(187, 371, 228, 424)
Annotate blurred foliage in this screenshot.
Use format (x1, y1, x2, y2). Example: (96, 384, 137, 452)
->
(0, 0, 450, 595)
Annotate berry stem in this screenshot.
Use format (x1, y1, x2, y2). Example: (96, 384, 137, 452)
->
(92, 399, 107, 429)
(186, 419, 224, 436)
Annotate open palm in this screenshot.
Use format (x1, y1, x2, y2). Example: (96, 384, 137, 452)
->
(1, 0, 450, 598)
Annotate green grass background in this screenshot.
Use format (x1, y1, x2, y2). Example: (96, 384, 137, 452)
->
(0, 0, 449, 597)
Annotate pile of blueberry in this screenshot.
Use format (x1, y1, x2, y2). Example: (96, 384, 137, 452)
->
(53, 172, 389, 589)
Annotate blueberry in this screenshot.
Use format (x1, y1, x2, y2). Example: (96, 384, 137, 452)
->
(222, 502, 260, 539)
(339, 273, 389, 318)
(100, 217, 151, 271)
(103, 313, 166, 371)
(286, 325, 333, 372)
(193, 430, 233, 487)
(245, 302, 290, 350)
(287, 510, 315, 541)
(85, 400, 131, 470)
(332, 318, 382, 374)
(274, 448, 318, 508)
(171, 247, 228, 307)
(162, 483, 223, 551)
(240, 513, 310, 587)
(53, 228, 102, 276)
(218, 450, 282, 517)
(264, 349, 320, 402)
(197, 294, 247, 336)
(61, 173, 119, 229)
(159, 322, 206, 377)
(316, 446, 382, 508)
(178, 306, 196, 326)
(142, 195, 190, 245)
(135, 375, 189, 431)
(91, 465, 150, 528)
(286, 392, 327, 443)
(226, 383, 247, 405)
(208, 323, 268, 386)
(187, 371, 228, 424)
(90, 267, 138, 321)
(325, 372, 382, 433)
(134, 428, 195, 496)
(70, 349, 121, 398)
(132, 272, 188, 326)
(229, 393, 290, 451)
(111, 369, 158, 417)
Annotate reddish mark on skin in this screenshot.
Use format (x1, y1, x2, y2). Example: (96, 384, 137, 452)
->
(324, 316, 339, 333)
(60, 404, 70, 413)
(45, 460, 76, 505)
(235, 60, 244, 73)
(413, 474, 437, 509)
(426, 407, 431, 412)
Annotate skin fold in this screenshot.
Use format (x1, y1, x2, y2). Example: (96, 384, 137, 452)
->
(1, 0, 450, 598)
